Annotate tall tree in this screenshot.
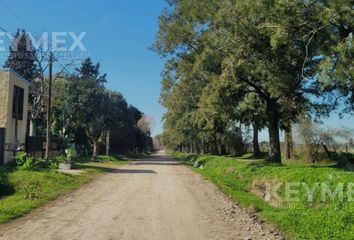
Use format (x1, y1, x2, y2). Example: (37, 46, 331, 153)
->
(319, 1, 354, 113)
(155, 0, 335, 162)
(65, 58, 110, 160)
(4, 29, 39, 81)
(211, 0, 331, 162)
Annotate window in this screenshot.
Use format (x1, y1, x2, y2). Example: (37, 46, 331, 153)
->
(12, 85, 24, 120)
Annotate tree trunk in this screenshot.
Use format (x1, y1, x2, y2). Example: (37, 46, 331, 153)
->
(284, 124, 293, 160)
(29, 119, 37, 136)
(92, 141, 98, 161)
(196, 142, 201, 154)
(345, 144, 353, 163)
(253, 124, 261, 157)
(212, 134, 218, 155)
(221, 144, 227, 155)
(106, 131, 110, 156)
(332, 145, 337, 155)
(266, 100, 281, 163)
(322, 143, 331, 158)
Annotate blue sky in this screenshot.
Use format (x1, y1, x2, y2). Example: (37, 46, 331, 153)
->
(0, 0, 167, 136)
(0, 0, 352, 139)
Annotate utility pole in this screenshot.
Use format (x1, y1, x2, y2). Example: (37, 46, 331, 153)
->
(45, 52, 53, 162)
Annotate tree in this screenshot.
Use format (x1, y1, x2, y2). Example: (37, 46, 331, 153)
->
(319, 1, 354, 114)
(65, 58, 110, 160)
(296, 117, 353, 162)
(4, 29, 39, 81)
(238, 94, 267, 157)
(100, 102, 153, 155)
(153, 134, 163, 151)
(212, 0, 334, 162)
(155, 0, 338, 162)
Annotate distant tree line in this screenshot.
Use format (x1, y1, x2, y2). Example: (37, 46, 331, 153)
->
(154, 0, 354, 163)
(4, 30, 153, 160)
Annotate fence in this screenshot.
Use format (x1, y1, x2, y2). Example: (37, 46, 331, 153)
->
(25, 136, 64, 159)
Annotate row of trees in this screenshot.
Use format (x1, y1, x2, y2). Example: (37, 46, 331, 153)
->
(154, 0, 354, 162)
(4, 30, 153, 160)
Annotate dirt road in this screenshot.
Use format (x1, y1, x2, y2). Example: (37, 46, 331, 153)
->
(0, 153, 283, 240)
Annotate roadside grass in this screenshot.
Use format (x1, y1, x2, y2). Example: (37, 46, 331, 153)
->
(0, 155, 127, 224)
(174, 152, 354, 240)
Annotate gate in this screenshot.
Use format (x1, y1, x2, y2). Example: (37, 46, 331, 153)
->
(0, 128, 4, 165)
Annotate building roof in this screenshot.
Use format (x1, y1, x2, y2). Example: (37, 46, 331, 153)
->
(0, 68, 31, 84)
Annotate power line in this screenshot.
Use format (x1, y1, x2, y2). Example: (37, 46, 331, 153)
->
(0, 25, 50, 57)
(0, 25, 78, 71)
(0, 0, 36, 34)
(0, 26, 10, 34)
(0, 24, 85, 86)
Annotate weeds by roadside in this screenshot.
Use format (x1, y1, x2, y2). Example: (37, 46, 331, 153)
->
(174, 153, 354, 240)
(0, 155, 128, 224)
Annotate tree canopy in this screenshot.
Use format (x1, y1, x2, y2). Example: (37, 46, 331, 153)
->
(155, 0, 354, 162)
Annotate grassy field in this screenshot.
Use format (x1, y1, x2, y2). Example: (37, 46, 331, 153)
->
(174, 153, 354, 240)
(0, 155, 128, 224)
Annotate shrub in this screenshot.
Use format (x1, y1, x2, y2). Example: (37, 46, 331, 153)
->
(55, 155, 70, 163)
(13, 151, 27, 166)
(65, 145, 77, 162)
(20, 156, 39, 171)
(49, 160, 59, 171)
(13, 151, 39, 171)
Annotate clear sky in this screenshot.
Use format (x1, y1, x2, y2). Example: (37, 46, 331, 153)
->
(0, 0, 352, 139)
(0, 0, 167, 136)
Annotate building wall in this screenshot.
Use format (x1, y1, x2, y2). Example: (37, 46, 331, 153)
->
(0, 71, 10, 128)
(0, 70, 29, 164)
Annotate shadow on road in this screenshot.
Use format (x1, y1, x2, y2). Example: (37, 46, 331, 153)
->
(132, 161, 183, 166)
(74, 153, 180, 174)
(131, 153, 183, 166)
(73, 164, 157, 174)
(113, 169, 157, 174)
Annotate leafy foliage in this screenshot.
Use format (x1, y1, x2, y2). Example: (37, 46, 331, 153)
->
(3, 29, 40, 81)
(49, 58, 153, 159)
(155, 0, 354, 163)
(13, 152, 38, 171)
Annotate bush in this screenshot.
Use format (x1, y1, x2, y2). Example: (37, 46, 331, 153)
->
(49, 160, 59, 171)
(13, 152, 39, 171)
(54, 155, 66, 162)
(20, 157, 39, 171)
(13, 151, 27, 166)
(65, 145, 77, 162)
(54, 155, 70, 163)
